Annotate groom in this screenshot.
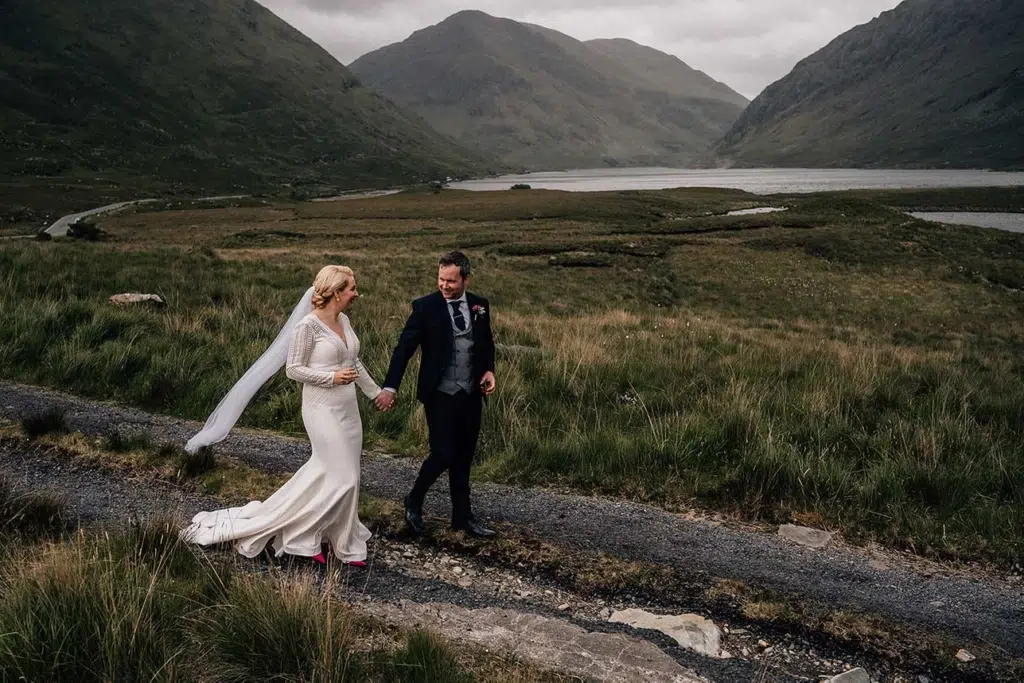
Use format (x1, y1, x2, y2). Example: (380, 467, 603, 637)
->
(375, 251, 497, 538)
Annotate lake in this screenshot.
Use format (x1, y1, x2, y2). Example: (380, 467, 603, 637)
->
(449, 168, 1024, 194)
(910, 212, 1024, 233)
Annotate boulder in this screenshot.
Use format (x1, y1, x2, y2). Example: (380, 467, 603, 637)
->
(609, 608, 722, 658)
(778, 524, 832, 548)
(109, 293, 166, 307)
(828, 668, 871, 683)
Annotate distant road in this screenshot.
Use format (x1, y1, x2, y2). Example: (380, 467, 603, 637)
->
(44, 195, 249, 237)
(310, 189, 402, 202)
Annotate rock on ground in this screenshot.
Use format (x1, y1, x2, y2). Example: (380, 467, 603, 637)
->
(778, 524, 832, 549)
(363, 601, 708, 683)
(609, 609, 723, 658)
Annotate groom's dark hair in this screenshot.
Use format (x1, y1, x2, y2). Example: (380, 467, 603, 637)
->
(439, 251, 471, 279)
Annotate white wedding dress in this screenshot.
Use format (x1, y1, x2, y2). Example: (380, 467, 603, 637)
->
(181, 312, 382, 561)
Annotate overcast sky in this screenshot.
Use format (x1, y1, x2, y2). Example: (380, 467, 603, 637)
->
(259, 0, 904, 100)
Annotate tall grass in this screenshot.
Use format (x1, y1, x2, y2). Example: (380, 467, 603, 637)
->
(1, 190, 1022, 561)
(0, 479, 67, 540)
(0, 520, 526, 681)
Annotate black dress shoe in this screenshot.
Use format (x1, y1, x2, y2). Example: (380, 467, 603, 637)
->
(404, 495, 425, 536)
(452, 517, 496, 539)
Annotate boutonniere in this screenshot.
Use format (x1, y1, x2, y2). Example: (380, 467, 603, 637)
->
(471, 304, 487, 318)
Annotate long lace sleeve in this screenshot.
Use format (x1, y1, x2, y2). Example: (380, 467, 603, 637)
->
(353, 358, 382, 400)
(286, 321, 335, 388)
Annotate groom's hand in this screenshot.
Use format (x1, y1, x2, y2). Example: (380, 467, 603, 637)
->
(375, 389, 396, 411)
(480, 371, 497, 396)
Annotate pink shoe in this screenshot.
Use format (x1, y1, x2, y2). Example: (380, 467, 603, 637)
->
(311, 552, 326, 565)
(346, 560, 367, 568)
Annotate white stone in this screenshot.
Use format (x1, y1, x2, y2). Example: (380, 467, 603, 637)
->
(828, 668, 871, 683)
(778, 524, 833, 548)
(609, 609, 723, 658)
(109, 293, 166, 307)
(955, 649, 976, 663)
(363, 602, 707, 683)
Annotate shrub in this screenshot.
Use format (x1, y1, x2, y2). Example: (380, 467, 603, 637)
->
(67, 219, 105, 241)
(386, 630, 474, 683)
(0, 479, 67, 539)
(154, 443, 218, 480)
(103, 429, 154, 453)
(194, 575, 364, 682)
(0, 535, 200, 680)
(21, 409, 68, 440)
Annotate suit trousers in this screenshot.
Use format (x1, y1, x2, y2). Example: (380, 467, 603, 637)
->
(409, 389, 483, 524)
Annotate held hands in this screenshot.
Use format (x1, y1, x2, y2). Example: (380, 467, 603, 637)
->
(375, 389, 396, 412)
(480, 371, 497, 396)
(333, 368, 359, 385)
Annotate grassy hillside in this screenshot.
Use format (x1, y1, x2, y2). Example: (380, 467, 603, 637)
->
(0, 0, 493, 211)
(712, 0, 1024, 169)
(350, 10, 747, 170)
(584, 38, 748, 108)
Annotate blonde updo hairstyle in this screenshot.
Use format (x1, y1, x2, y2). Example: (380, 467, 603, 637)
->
(310, 265, 355, 309)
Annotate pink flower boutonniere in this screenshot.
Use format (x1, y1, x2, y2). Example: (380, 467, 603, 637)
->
(471, 304, 487, 319)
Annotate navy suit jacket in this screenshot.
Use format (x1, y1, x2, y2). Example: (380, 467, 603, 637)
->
(383, 291, 496, 404)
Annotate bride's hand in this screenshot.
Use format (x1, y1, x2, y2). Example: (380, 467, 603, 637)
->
(333, 368, 359, 385)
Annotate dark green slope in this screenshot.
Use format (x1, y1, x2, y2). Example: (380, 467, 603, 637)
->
(712, 0, 1024, 169)
(0, 0, 492, 194)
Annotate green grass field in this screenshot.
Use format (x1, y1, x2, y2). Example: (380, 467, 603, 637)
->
(2, 186, 1022, 563)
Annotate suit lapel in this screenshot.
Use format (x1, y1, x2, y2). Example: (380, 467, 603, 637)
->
(434, 292, 455, 345)
(466, 293, 482, 343)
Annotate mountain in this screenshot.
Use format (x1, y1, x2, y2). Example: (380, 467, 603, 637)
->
(349, 10, 748, 170)
(584, 39, 748, 109)
(711, 0, 1024, 169)
(0, 0, 492, 194)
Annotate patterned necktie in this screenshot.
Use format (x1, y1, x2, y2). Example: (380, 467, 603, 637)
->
(449, 300, 467, 331)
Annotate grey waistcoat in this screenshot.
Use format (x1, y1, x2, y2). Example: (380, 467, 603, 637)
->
(438, 318, 474, 395)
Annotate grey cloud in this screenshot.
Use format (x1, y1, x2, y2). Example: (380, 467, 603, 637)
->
(260, 0, 903, 98)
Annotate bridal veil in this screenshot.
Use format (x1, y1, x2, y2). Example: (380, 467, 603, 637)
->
(185, 286, 314, 453)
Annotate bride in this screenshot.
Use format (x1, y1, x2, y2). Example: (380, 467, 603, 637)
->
(181, 265, 384, 565)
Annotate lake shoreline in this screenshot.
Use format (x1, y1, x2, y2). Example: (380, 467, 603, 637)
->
(452, 167, 1024, 194)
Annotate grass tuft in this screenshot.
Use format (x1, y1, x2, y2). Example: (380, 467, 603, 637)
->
(194, 573, 365, 682)
(0, 479, 67, 539)
(21, 409, 68, 440)
(103, 429, 154, 453)
(175, 445, 218, 479)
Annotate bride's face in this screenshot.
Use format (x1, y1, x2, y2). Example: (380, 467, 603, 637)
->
(333, 280, 359, 312)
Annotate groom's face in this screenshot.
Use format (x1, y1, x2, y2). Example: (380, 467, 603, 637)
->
(438, 264, 469, 300)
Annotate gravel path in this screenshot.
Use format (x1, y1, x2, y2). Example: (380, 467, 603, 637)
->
(2, 381, 1022, 659)
(0, 441, 208, 525)
(0, 436, 759, 682)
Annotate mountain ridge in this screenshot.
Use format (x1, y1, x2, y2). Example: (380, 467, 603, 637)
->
(710, 0, 1024, 169)
(350, 10, 748, 170)
(583, 38, 748, 108)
